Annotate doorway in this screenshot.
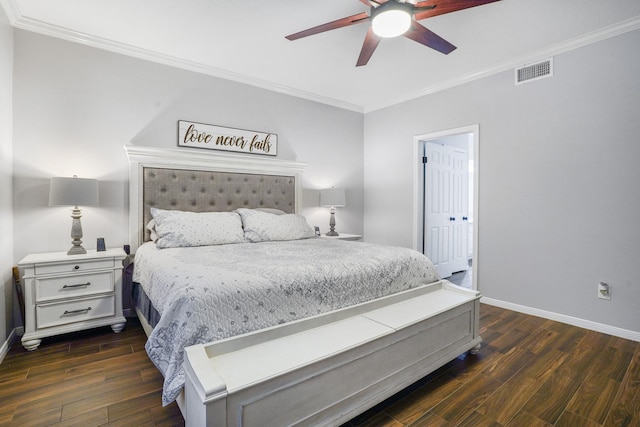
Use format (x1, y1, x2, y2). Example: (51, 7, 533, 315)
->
(413, 125, 479, 290)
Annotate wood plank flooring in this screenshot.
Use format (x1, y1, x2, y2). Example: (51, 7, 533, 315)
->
(0, 319, 183, 427)
(1, 305, 638, 427)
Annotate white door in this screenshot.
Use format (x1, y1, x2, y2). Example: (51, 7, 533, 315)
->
(424, 142, 469, 278)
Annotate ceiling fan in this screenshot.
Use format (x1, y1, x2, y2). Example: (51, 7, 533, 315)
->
(285, 0, 501, 67)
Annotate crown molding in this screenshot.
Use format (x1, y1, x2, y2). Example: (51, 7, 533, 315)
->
(365, 16, 640, 112)
(3, 0, 639, 114)
(0, 0, 363, 113)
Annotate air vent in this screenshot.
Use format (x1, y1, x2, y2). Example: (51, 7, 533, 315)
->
(515, 58, 553, 85)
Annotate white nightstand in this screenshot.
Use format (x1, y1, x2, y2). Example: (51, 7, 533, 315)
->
(320, 233, 362, 241)
(18, 248, 127, 351)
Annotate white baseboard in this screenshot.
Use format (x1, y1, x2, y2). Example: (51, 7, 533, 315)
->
(0, 326, 22, 364)
(481, 297, 640, 342)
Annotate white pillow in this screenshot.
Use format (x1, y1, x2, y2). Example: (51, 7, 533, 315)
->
(237, 208, 315, 242)
(254, 207, 287, 215)
(146, 219, 159, 242)
(150, 208, 245, 248)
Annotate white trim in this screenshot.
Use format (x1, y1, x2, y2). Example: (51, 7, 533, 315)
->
(481, 297, 640, 342)
(123, 145, 306, 176)
(3, 0, 639, 113)
(0, 326, 22, 364)
(413, 125, 479, 291)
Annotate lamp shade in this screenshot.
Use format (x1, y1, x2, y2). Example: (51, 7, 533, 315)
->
(320, 188, 346, 207)
(49, 176, 99, 207)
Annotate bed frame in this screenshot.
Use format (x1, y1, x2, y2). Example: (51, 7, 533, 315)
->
(125, 145, 481, 427)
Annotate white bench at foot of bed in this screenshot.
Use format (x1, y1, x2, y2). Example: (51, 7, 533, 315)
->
(183, 280, 481, 427)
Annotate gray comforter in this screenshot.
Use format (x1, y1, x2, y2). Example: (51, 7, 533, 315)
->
(133, 238, 439, 405)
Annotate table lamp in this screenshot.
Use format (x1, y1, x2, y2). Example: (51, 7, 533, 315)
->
(49, 175, 99, 255)
(320, 188, 346, 236)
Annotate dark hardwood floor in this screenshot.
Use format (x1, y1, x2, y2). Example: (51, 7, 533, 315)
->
(1, 305, 638, 427)
(0, 318, 183, 427)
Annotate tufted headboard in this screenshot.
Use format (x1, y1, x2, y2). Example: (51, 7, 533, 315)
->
(125, 146, 306, 252)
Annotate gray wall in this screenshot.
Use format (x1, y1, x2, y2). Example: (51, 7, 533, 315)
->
(364, 29, 640, 333)
(6, 22, 639, 343)
(0, 6, 14, 354)
(12, 30, 364, 267)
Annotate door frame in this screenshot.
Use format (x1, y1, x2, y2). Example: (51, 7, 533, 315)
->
(412, 124, 480, 290)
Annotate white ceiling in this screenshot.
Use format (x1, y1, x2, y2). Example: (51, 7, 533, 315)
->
(3, 0, 640, 112)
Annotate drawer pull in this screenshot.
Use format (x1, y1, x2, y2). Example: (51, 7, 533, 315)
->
(74, 265, 80, 270)
(62, 282, 91, 289)
(63, 307, 92, 315)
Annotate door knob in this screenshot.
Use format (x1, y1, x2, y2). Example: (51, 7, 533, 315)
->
(449, 217, 455, 221)
(463, 216, 468, 221)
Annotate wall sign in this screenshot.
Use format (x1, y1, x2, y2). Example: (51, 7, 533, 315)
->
(177, 120, 277, 156)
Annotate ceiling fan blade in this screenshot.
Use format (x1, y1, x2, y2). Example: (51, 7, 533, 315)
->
(356, 0, 385, 6)
(413, 3, 436, 13)
(414, 0, 501, 21)
(404, 22, 456, 54)
(285, 12, 370, 41)
(356, 27, 381, 67)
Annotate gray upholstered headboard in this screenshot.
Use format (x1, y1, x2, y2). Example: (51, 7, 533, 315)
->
(125, 146, 306, 252)
(141, 167, 296, 242)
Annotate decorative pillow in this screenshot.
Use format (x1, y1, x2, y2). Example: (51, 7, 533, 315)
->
(237, 208, 315, 242)
(150, 208, 245, 248)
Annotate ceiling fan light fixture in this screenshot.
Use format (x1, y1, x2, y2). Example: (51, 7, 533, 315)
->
(371, 3, 412, 38)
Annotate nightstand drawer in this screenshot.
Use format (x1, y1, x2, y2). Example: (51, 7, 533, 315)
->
(36, 295, 116, 329)
(35, 258, 116, 275)
(36, 271, 114, 302)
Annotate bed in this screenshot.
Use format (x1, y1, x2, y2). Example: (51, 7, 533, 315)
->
(125, 145, 481, 426)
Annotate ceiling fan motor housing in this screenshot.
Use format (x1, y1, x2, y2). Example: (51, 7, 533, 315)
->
(371, 1, 413, 38)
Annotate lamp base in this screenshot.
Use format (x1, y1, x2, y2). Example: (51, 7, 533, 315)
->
(67, 245, 87, 255)
(67, 207, 87, 255)
(326, 210, 339, 236)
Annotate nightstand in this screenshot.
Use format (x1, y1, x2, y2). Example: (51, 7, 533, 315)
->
(18, 248, 127, 351)
(320, 233, 362, 241)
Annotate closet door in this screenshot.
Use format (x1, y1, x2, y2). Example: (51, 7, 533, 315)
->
(424, 142, 468, 278)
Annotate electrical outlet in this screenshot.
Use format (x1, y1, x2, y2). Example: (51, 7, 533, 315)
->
(598, 282, 611, 300)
